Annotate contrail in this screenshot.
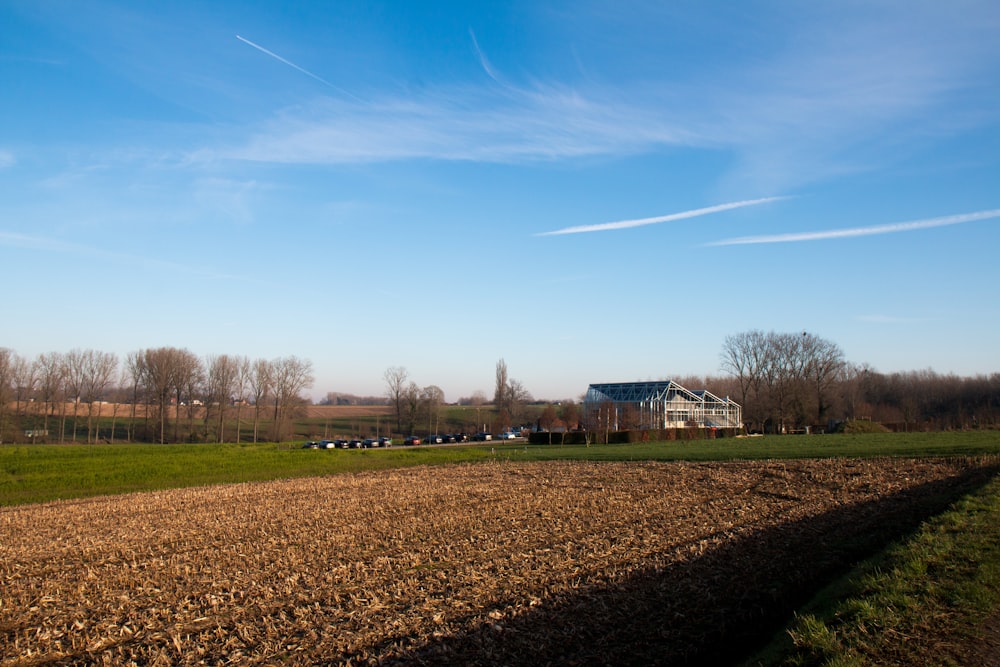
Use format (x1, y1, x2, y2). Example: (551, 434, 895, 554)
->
(537, 197, 786, 236)
(706, 208, 1000, 246)
(236, 35, 361, 101)
(469, 28, 502, 84)
(0, 231, 254, 281)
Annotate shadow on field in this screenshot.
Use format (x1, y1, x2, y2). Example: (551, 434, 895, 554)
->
(385, 464, 1000, 666)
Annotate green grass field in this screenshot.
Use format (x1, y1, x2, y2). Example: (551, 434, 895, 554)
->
(3, 431, 1000, 507)
(747, 471, 1000, 666)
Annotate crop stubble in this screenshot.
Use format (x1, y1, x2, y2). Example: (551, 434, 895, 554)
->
(1, 457, 996, 665)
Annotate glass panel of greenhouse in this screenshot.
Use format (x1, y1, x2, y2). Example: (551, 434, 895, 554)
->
(583, 381, 742, 430)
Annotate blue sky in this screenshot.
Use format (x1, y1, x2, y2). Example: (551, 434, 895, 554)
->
(2, 1, 999, 402)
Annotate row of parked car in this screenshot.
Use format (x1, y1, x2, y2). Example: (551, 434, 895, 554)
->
(304, 431, 523, 449)
(302, 437, 393, 449)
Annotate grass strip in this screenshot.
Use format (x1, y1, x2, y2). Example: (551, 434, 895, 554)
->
(750, 471, 1000, 666)
(3, 432, 1000, 507)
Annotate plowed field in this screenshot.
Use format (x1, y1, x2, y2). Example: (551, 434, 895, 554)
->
(2, 458, 997, 665)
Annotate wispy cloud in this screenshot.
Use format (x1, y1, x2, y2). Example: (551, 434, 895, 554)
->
(205, 6, 990, 177)
(537, 197, 786, 236)
(706, 209, 1000, 246)
(236, 35, 362, 102)
(190, 4, 998, 178)
(0, 231, 250, 281)
(688, 6, 1000, 193)
(468, 29, 502, 85)
(205, 87, 695, 165)
(0, 231, 83, 253)
(0, 149, 14, 169)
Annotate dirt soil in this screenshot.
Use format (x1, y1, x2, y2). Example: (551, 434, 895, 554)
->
(1, 458, 996, 666)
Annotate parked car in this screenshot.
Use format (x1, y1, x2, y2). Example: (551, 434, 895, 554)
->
(362, 438, 378, 448)
(302, 441, 320, 449)
(347, 439, 363, 449)
(320, 440, 337, 449)
(498, 431, 517, 440)
(471, 432, 492, 441)
(442, 434, 457, 443)
(425, 434, 443, 444)
(333, 439, 349, 449)
(404, 436, 421, 446)
(379, 437, 393, 447)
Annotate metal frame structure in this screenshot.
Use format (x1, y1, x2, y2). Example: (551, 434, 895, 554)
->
(583, 380, 742, 430)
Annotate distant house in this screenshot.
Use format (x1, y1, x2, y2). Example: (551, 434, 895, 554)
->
(583, 380, 742, 430)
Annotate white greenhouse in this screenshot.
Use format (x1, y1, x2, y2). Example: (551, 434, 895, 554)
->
(583, 380, 742, 430)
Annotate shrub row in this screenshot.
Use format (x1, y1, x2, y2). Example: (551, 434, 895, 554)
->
(528, 428, 740, 445)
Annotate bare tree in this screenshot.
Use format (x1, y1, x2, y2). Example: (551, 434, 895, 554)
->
(62, 349, 90, 442)
(269, 356, 314, 442)
(720, 330, 768, 429)
(839, 362, 866, 421)
(159, 349, 203, 443)
(34, 352, 65, 442)
(462, 390, 488, 406)
(802, 333, 846, 424)
(538, 403, 560, 444)
(494, 358, 509, 427)
(492, 359, 531, 430)
(0, 348, 13, 443)
(139, 347, 182, 444)
(402, 382, 420, 435)
(125, 351, 144, 442)
(722, 330, 848, 433)
(587, 400, 616, 444)
(560, 401, 580, 432)
(11, 352, 36, 429)
(206, 354, 240, 442)
(80, 350, 118, 443)
(249, 358, 272, 443)
(771, 332, 807, 431)
(420, 385, 445, 435)
(234, 356, 251, 443)
(507, 378, 532, 427)
(384, 366, 409, 435)
(108, 364, 131, 444)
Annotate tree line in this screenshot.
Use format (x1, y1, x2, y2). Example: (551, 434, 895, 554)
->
(3, 335, 997, 444)
(714, 330, 1000, 432)
(382, 360, 538, 437)
(0, 347, 313, 444)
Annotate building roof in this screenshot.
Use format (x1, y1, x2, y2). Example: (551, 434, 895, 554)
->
(586, 380, 697, 403)
(586, 381, 738, 406)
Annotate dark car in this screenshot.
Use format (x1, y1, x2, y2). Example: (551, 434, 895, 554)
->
(347, 439, 363, 449)
(425, 434, 443, 444)
(471, 432, 492, 441)
(379, 437, 393, 447)
(441, 434, 457, 443)
(404, 436, 421, 446)
(302, 440, 321, 449)
(362, 438, 378, 448)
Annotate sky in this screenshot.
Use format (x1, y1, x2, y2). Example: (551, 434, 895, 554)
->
(2, 1, 1000, 403)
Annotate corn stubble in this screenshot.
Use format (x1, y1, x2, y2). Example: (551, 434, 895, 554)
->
(1, 458, 995, 665)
